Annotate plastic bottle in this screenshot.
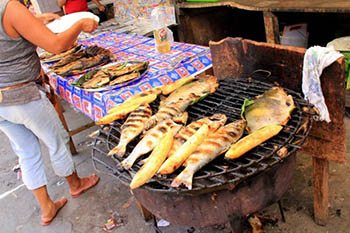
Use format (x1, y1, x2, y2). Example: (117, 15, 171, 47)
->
(151, 6, 173, 53)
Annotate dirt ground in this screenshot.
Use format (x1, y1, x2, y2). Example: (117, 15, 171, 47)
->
(0, 102, 349, 233)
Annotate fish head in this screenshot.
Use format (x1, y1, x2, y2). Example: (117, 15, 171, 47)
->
(224, 119, 247, 137)
(200, 75, 219, 93)
(207, 114, 227, 131)
(173, 112, 188, 125)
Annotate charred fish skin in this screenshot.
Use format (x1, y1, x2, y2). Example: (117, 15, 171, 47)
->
(168, 114, 228, 157)
(82, 70, 111, 89)
(171, 119, 246, 190)
(53, 54, 111, 76)
(144, 102, 187, 131)
(109, 72, 140, 86)
(121, 118, 187, 170)
(108, 104, 152, 157)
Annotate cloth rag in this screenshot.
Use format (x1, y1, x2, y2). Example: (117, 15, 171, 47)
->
(302, 46, 343, 122)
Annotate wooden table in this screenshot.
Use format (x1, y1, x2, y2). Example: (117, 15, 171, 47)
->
(175, 1, 349, 226)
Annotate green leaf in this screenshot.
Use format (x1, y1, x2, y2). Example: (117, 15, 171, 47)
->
(191, 93, 209, 105)
(241, 98, 254, 119)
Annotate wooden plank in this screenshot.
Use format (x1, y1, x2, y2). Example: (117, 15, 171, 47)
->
(312, 157, 329, 226)
(68, 122, 95, 137)
(263, 11, 280, 44)
(51, 94, 78, 155)
(209, 37, 346, 162)
(177, 0, 350, 13)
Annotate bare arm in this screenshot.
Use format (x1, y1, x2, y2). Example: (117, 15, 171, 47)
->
(3, 1, 97, 54)
(57, 0, 66, 8)
(91, 0, 105, 12)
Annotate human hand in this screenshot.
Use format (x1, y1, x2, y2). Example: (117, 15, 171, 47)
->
(98, 5, 105, 12)
(79, 18, 98, 33)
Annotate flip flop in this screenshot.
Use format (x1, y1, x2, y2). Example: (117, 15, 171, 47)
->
(41, 197, 68, 226)
(70, 174, 100, 198)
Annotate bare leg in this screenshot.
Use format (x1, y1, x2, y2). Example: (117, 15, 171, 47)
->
(32, 185, 67, 226)
(66, 172, 100, 198)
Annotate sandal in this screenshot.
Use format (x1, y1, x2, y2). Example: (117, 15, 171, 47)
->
(41, 197, 68, 226)
(70, 174, 100, 198)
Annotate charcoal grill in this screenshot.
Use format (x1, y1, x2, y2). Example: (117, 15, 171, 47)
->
(92, 77, 314, 229)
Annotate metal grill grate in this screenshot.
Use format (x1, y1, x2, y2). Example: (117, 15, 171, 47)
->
(92, 78, 314, 195)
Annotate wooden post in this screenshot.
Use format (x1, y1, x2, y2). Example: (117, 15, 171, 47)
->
(312, 157, 329, 225)
(51, 94, 78, 155)
(263, 11, 280, 44)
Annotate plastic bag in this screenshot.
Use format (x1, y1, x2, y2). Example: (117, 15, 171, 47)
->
(151, 6, 174, 53)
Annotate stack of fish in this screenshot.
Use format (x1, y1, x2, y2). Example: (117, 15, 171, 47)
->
(73, 61, 149, 89)
(46, 45, 114, 76)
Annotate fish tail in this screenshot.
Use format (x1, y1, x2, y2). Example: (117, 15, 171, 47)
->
(121, 149, 141, 170)
(108, 143, 127, 157)
(121, 157, 136, 170)
(171, 169, 194, 190)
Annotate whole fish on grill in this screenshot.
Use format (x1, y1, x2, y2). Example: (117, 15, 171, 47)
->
(108, 104, 152, 157)
(160, 75, 219, 107)
(121, 114, 188, 170)
(171, 119, 246, 190)
(168, 113, 227, 158)
(158, 124, 209, 175)
(144, 75, 219, 130)
(144, 101, 187, 130)
(243, 87, 295, 133)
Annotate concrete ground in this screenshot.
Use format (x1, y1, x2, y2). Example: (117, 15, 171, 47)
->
(0, 101, 349, 233)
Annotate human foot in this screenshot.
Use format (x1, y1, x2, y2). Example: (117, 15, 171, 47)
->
(70, 174, 100, 198)
(40, 197, 68, 226)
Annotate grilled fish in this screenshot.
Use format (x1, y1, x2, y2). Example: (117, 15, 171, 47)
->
(168, 114, 227, 157)
(171, 119, 246, 189)
(40, 45, 81, 61)
(51, 52, 85, 68)
(244, 87, 295, 133)
(129, 130, 174, 189)
(82, 69, 110, 89)
(109, 72, 140, 86)
(108, 104, 152, 157)
(53, 54, 111, 76)
(158, 124, 209, 175)
(144, 102, 187, 130)
(160, 75, 219, 107)
(108, 62, 148, 77)
(121, 115, 188, 170)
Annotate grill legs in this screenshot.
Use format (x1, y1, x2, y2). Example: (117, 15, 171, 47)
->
(278, 200, 286, 222)
(228, 214, 244, 233)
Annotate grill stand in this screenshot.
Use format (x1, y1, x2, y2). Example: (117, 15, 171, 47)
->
(209, 37, 345, 225)
(132, 155, 296, 229)
(139, 198, 286, 233)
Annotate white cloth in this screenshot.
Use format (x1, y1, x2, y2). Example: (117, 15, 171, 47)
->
(302, 46, 343, 122)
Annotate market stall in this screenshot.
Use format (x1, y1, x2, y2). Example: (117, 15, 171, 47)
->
(41, 31, 212, 121)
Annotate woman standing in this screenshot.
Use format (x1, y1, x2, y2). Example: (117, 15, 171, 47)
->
(0, 0, 100, 226)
